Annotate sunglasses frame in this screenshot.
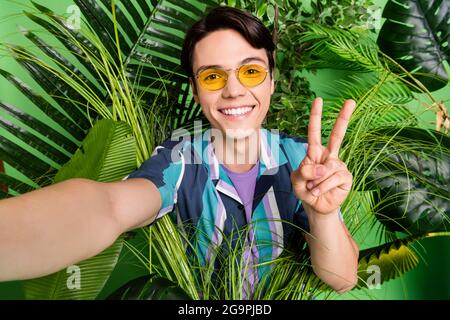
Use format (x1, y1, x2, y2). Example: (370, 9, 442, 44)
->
(194, 63, 269, 91)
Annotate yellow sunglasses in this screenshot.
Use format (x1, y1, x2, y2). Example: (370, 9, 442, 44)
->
(195, 64, 269, 91)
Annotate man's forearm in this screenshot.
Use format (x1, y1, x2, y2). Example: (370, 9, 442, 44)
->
(0, 178, 121, 281)
(304, 207, 359, 293)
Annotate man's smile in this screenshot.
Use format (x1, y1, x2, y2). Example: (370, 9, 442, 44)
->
(218, 105, 256, 119)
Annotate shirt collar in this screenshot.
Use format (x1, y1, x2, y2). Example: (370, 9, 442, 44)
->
(193, 127, 288, 181)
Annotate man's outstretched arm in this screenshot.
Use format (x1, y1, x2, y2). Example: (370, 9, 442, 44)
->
(0, 177, 161, 281)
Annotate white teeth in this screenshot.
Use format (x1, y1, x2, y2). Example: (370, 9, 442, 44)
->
(221, 106, 253, 116)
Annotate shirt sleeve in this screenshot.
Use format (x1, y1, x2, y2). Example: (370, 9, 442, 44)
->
(124, 141, 184, 221)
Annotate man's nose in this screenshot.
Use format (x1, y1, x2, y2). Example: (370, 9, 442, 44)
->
(222, 72, 246, 98)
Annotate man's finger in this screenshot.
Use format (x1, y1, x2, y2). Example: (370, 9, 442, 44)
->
(307, 97, 323, 158)
(305, 159, 347, 190)
(309, 170, 353, 197)
(327, 99, 356, 158)
(297, 164, 326, 180)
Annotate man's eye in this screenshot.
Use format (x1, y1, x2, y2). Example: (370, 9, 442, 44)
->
(244, 69, 260, 75)
(204, 74, 221, 81)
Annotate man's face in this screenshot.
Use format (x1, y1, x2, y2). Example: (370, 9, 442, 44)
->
(190, 29, 275, 139)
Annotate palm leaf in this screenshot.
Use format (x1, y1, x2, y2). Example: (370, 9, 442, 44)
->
(377, 0, 450, 92)
(22, 119, 137, 299)
(23, 235, 124, 300)
(338, 74, 415, 106)
(0, 69, 88, 143)
(366, 127, 449, 234)
(357, 235, 421, 288)
(0, 97, 79, 154)
(0, 0, 218, 197)
(53, 119, 136, 183)
(0, 172, 33, 195)
(106, 274, 191, 300)
(326, 73, 417, 129)
(7, 45, 93, 132)
(0, 66, 80, 193)
(299, 24, 383, 72)
(29, 0, 216, 130)
(0, 46, 90, 197)
(0, 131, 55, 187)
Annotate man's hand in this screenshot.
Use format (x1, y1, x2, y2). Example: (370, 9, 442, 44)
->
(291, 97, 356, 215)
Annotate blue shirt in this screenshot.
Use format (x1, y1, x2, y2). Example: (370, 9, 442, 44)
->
(126, 127, 343, 281)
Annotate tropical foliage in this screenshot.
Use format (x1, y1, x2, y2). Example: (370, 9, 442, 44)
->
(377, 0, 450, 92)
(0, 0, 448, 299)
(22, 119, 133, 299)
(215, 0, 450, 297)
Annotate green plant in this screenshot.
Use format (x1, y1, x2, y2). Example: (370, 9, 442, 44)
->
(1, 0, 449, 300)
(122, 220, 334, 300)
(266, 19, 450, 286)
(22, 119, 135, 299)
(377, 0, 450, 92)
(107, 274, 191, 300)
(366, 127, 449, 234)
(223, 0, 382, 135)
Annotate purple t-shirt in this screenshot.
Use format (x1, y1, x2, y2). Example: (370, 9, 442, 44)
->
(221, 160, 260, 299)
(223, 160, 259, 223)
(221, 160, 260, 223)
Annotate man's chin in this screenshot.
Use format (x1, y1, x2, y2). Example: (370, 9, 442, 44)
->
(223, 127, 260, 140)
(209, 121, 262, 139)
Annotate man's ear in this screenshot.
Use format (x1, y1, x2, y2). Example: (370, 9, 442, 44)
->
(189, 77, 199, 104)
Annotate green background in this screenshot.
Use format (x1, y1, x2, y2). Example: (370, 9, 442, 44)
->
(0, 0, 449, 299)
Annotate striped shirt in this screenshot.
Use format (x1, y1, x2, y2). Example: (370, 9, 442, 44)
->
(126, 127, 343, 293)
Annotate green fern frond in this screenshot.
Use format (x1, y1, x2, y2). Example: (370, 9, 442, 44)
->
(299, 24, 382, 72)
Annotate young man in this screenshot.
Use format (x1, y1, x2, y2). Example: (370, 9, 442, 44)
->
(0, 6, 358, 297)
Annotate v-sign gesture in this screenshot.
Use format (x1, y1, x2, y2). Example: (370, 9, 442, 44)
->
(291, 97, 356, 215)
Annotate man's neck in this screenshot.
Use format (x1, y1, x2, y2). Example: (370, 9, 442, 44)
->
(211, 128, 260, 173)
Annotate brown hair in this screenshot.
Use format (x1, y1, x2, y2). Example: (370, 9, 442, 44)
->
(180, 6, 275, 90)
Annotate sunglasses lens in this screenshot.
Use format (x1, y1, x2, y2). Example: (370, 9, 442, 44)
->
(198, 69, 227, 91)
(238, 64, 267, 87)
(197, 64, 268, 91)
